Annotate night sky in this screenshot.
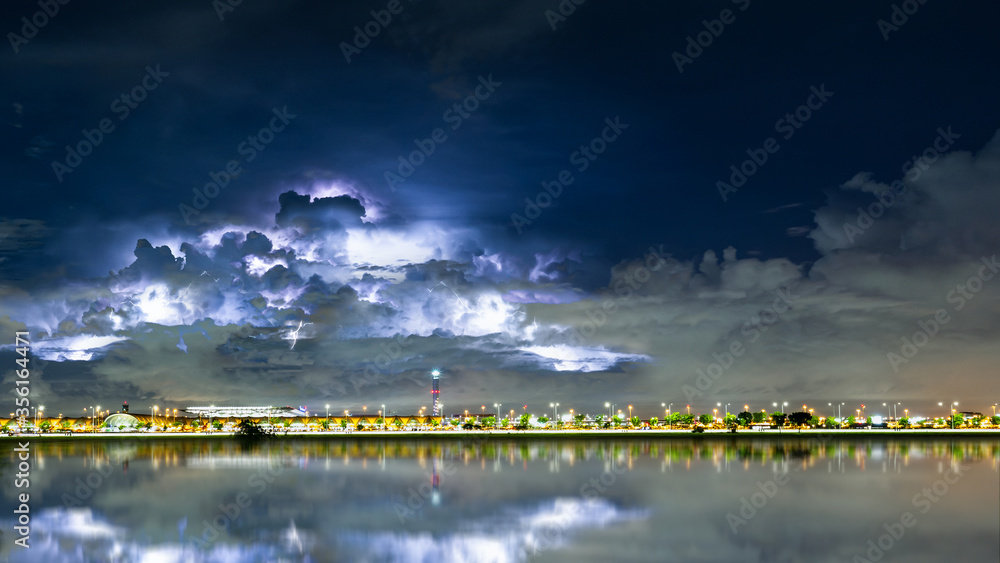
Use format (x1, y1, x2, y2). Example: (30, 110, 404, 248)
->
(2, 1, 999, 418)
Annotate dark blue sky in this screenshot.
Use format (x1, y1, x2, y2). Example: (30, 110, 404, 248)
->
(2, 1, 999, 417)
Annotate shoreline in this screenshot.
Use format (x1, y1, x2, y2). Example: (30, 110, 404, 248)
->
(2, 428, 999, 441)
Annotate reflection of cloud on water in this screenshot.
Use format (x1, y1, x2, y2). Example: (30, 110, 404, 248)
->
(1, 508, 311, 563)
(1, 498, 644, 562)
(338, 497, 650, 562)
(36, 507, 122, 539)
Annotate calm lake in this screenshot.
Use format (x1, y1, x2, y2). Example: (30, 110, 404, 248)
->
(1, 436, 998, 562)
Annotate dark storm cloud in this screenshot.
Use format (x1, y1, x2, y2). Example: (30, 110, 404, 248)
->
(0, 217, 51, 279)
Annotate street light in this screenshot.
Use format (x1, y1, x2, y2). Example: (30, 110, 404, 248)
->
(381, 404, 386, 430)
(550, 402, 559, 420)
(628, 405, 633, 425)
(325, 404, 330, 421)
(494, 403, 501, 429)
(663, 403, 672, 429)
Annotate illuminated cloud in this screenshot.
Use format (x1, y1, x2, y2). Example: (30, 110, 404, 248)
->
(32, 334, 129, 362)
(521, 345, 649, 372)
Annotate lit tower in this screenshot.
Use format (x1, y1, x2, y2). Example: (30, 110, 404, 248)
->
(431, 369, 441, 417)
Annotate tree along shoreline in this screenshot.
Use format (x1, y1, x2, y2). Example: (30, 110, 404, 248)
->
(2, 428, 999, 442)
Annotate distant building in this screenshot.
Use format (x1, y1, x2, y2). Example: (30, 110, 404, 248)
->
(185, 405, 308, 418)
(431, 371, 440, 416)
(103, 413, 140, 431)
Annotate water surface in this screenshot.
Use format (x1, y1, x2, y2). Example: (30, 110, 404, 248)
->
(2, 437, 997, 562)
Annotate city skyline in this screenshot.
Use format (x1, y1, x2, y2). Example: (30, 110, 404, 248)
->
(2, 2, 1000, 419)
